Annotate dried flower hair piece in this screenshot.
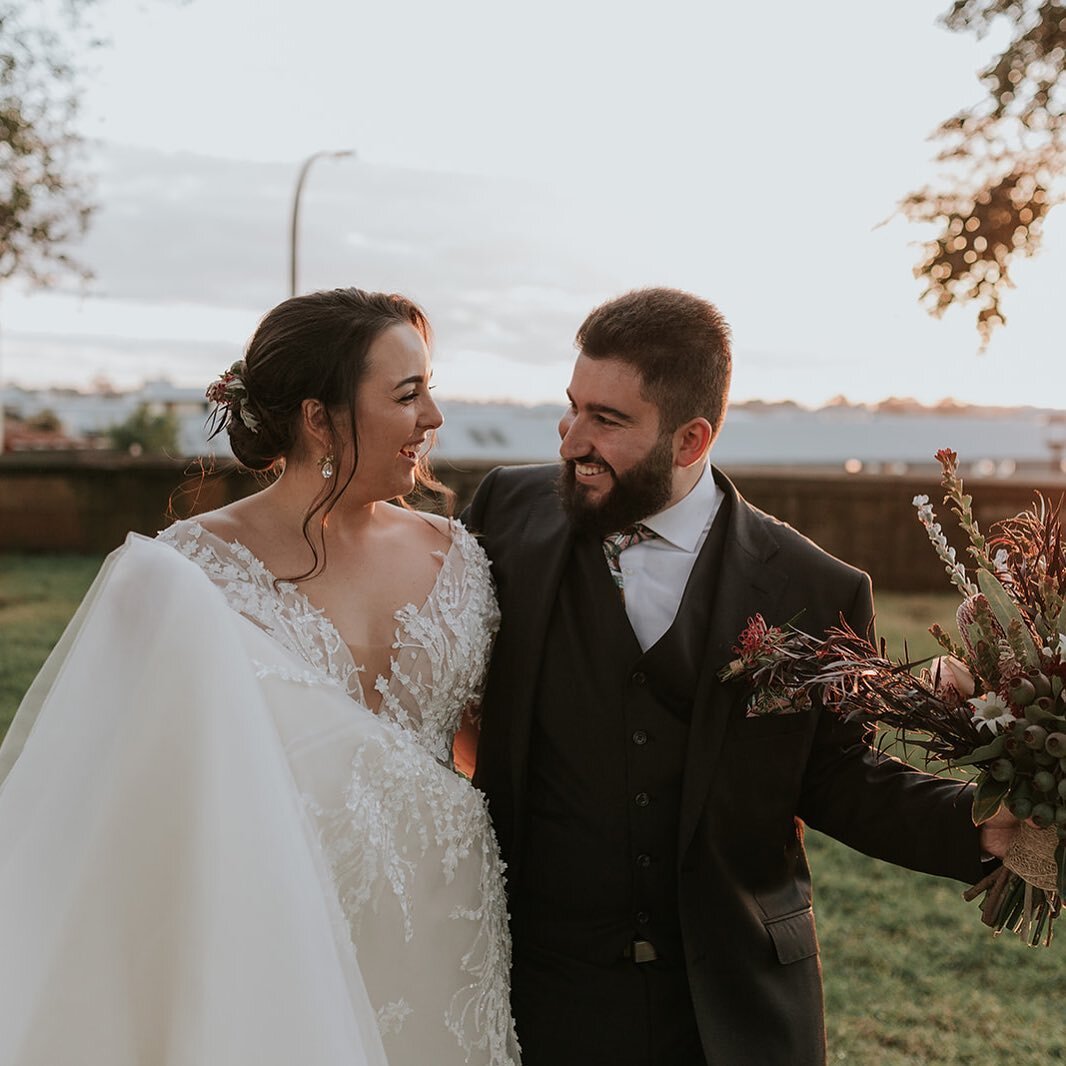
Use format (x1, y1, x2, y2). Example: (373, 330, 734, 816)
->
(205, 360, 260, 434)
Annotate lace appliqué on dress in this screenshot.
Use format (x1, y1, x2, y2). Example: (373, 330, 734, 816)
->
(252, 660, 349, 690)
(157, 521, 360, 697)
(157, 519, 517, 1065)
(376, 999, 413, 1036)
(375, 528, 501, 766)
(312, 720, 514, 1059)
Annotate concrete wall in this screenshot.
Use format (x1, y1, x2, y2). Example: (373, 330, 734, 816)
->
(1, 453, 1062, 591)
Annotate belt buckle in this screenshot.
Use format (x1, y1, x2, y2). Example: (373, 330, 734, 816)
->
(629, 938, 658, 964)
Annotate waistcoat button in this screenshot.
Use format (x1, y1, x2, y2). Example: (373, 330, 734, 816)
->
(635, 792, 650, 808)
(632, 729, 648, 745)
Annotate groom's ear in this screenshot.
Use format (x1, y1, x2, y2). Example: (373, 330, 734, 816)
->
(673, 417, 714, 469)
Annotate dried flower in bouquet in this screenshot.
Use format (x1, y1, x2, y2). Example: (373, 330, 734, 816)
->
(720, 449, 1066, 945)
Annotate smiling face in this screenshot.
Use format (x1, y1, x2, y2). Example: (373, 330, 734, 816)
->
(557, 353, 677, 535)
(347, 322, 442, 501)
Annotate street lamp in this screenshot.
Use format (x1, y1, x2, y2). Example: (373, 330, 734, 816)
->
(289, 149, 355, 297)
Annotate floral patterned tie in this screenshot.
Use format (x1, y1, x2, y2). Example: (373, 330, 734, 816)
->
(602, 523, 659, 600)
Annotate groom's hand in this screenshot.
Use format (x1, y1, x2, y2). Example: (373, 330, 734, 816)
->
(978, 806, 1021, 860)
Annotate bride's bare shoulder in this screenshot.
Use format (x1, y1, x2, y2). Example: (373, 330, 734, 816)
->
(384, 506, 455, 549)
(187, 497, 269, 543)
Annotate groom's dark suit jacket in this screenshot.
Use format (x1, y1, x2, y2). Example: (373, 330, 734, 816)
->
(466, 463, 985, 1066)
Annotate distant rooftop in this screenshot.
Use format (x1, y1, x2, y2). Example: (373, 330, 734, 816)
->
(3, 384, 1064, 473)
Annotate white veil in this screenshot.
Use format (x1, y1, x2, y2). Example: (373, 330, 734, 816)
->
(0, 535, 387, 1066)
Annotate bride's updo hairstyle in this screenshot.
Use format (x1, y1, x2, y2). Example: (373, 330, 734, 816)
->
(226, 287, 432, 467)
(209, 287, 450, 579)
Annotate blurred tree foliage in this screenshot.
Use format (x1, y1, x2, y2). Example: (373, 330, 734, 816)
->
(26, 407, 61, 431)
(0, 1, 184, 289)
(105, 405, 180, 455)
(903, 1, 1066, 343)
(0, 1, 96, 287)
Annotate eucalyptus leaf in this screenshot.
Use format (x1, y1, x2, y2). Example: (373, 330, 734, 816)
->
(953, 735, 1007, 766)
(977, 569, 1040, 667)
(972, 774, 1010, 823)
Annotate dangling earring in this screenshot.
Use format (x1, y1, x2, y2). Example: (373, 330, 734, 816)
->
(319, 454, 335, 480)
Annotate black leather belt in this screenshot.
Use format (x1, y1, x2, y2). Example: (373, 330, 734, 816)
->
(623, 938, 658, 964)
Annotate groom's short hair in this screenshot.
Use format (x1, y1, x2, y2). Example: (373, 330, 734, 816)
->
(575, 287, 732, 438)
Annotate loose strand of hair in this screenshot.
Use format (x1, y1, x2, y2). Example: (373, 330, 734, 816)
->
(282, 417, 361, 586)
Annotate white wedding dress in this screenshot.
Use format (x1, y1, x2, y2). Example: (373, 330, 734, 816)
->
(0, 519, 520, 1066)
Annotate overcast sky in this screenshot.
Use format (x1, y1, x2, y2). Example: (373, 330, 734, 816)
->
(4, 0, 1063, 409)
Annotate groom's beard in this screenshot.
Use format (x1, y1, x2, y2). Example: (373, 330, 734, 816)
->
(558, 433, 674, 538)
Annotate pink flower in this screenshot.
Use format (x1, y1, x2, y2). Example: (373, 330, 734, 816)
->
(205, 372, 238, 403)
(930, 655, 975, 700)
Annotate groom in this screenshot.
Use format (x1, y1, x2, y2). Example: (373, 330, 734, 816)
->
(464, 288, 1013, 1066)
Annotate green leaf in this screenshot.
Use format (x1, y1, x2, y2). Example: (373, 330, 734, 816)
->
(952, 735, 1007, 766)
(977, 569, 1040, 667)
(972, 774, 1010, 823)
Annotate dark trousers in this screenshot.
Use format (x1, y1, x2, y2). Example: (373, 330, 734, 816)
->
(511, 941, 706, 1066)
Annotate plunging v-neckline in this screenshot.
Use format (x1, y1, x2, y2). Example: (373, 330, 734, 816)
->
(192, 522, 457, 712)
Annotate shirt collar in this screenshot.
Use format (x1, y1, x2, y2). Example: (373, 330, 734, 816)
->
(641, 462, 723, 552)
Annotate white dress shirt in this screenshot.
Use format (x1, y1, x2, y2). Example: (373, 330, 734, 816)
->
(615, 462, 725, 652)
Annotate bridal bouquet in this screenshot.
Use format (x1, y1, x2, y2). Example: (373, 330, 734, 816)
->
(720, 449, 1066, 946)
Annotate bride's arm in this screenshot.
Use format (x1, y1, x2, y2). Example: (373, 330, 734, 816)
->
(453, 701, 481, 779)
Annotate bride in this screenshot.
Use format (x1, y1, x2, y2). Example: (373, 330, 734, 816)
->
(0, 289, 520, 1066)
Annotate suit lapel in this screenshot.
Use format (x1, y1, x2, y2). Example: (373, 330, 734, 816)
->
(678, 469, 789, 855)
(502, 478, 574, 836)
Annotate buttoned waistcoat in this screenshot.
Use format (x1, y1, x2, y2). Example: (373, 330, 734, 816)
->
(465, 463, 984, 1066)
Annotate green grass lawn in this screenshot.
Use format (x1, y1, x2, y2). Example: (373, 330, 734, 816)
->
(0, 553, 104, 736)
(1, 560, 1063, 1060)
(873, 590, 960, 663)
(813, 826, 1066, 1063)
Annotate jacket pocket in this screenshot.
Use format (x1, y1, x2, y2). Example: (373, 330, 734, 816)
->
(764, 907, 818, 965)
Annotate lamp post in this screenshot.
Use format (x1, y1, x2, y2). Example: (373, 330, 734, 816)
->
(289, 149, 355, 297)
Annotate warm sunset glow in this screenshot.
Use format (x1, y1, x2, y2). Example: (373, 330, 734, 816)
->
(2, 1, 1063, 412)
